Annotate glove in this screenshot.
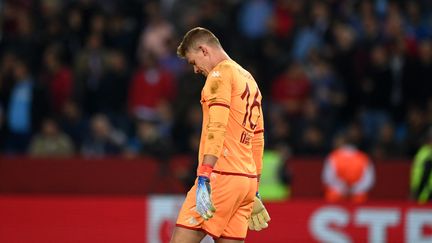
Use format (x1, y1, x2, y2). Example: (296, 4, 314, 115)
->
(248, 193, 271, 231)
(196, 176, 216, 220)
(196, 164, 216, 220)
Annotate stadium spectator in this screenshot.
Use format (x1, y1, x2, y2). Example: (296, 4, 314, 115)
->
(40, 44, 74, 113)
(387, 37, 410, 121)
(344, 121, 369, 153)
(404, 39, 432, 109)
(290, 21, 322, 63)
(266, 108, 294, 152)
(296, 124, 326, 156)
(74, 32, 110, 114)
(237, 0, 272, 40)
(372, 121, 405, 160)
(127, 52, 176, 121)
(2, 8, 39, 70)
(28, 118, 74, 157)
(137, 1, 174, 61)
(306, 58, 345, 115)
(88, 12, 106, 36)
(405, 1, 432, 41)
(2, 58, 50, 153)
(96, 50, 131, 116)
(268, 0, 296, 40)
(330, 22, 360, 120)
(173, 104, 202, 154)
(81, 113, 126, 157)
(403, 106, 429, 156)
(159, 35, 188, 77)
(126, 118, 172, 162)
(105, 13, 135, 57)
(359, 44, 392, 140)
(270, 62, 311, 117)
(290, 99, 329, 154)
(0, 52, 17, 107)
(63, 6, 86, 63)
(58, 99, 87, 149)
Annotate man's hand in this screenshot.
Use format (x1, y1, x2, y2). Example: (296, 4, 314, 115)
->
(248, 193, 271, 231)
(196, 176, 216, 220)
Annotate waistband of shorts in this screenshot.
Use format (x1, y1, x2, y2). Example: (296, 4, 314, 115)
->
(212, 170, 257, 178)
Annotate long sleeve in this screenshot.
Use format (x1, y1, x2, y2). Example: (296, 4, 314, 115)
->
(204, 105, 230, 157)
(252, 106, 264, 175)
(202, 65, 232, 158)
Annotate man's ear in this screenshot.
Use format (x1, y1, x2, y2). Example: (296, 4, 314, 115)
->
(199, 45, 209, 56)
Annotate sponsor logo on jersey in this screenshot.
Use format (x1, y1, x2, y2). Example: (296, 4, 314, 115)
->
(211, 71, 221, 78)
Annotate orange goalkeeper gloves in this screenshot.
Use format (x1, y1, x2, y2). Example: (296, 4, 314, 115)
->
(248, 192, 271, 231)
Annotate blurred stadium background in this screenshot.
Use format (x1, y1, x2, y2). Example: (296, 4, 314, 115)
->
(1, 0, 432, 242)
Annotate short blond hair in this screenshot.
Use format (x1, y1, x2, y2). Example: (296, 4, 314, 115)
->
(177, 27, 221, 58)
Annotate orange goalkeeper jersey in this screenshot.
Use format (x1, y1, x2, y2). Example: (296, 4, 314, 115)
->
(198, 59, 264, 176)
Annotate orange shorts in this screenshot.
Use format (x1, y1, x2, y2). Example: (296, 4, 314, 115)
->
(175, 171, 256, 240)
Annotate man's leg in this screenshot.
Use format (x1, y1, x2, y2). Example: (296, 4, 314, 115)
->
(170, 226, 207, 243)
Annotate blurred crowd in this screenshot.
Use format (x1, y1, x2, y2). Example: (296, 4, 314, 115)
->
(1, 0, 432, 161)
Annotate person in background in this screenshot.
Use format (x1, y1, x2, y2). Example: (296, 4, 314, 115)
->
(96, 50, 130, 115)
(74, 33, 110, 114)
(127, 51, 175, 122)
(126, 118, 172, 161)
(411, 127, 432, 203)
(3, 58, 50, 153)
(40, 44, 74, 114)
(371, 121, 405, 159)
(322, 133, 375, 203)
(29, 118, 74, 157)
(259, 146, 291, 201)
(81, 113, 126, 157)
(59, 100, 87, 150)
(270, 62, 311, 117)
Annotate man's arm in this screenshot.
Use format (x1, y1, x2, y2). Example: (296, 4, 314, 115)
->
(201, 65, 232, 165)
(248, 105, 271, 231)
(201, 105, 230, 163)
(201, 155, 218, 168)
(252, 106, 265, 184)
(196, 66, 232, 220)
(196, 103, 231, 221)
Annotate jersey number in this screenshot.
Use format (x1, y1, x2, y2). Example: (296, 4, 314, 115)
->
(241, 83, 260, 130)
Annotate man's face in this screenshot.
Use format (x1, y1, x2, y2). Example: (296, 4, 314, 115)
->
(185, 47, 211, 77)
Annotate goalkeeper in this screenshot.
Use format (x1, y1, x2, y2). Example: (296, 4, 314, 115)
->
(170, 27, 270, 243)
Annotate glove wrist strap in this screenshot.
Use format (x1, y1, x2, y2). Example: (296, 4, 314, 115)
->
(198, 164, 213, 178)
